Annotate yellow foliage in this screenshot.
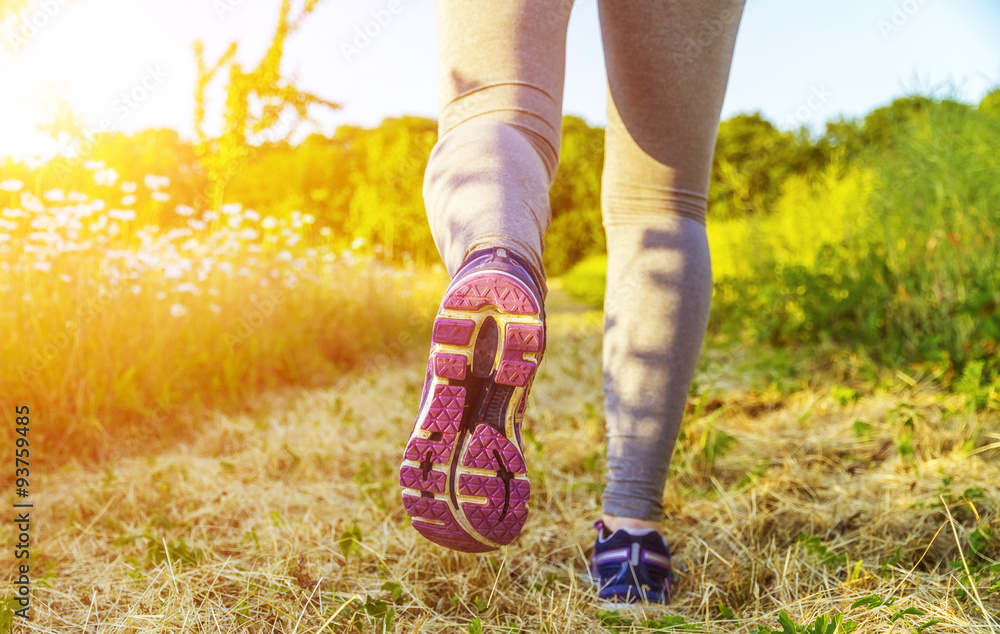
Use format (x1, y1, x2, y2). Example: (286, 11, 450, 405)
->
(708, 159, 875, 280)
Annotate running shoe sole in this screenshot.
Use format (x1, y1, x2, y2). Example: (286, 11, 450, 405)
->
(399, 270, 544, 552)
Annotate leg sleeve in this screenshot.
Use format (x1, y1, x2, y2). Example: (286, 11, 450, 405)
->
(424, 0, 576, 282)
(598, 0, 745, 519)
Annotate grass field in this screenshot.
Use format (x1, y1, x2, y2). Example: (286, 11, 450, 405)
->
(2, 282, 998, 632)
(1, 95, 997, 632)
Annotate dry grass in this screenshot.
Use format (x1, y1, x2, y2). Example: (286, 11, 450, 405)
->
(3, 285, 999, 633)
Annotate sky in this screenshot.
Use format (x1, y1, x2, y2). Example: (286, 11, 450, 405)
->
(1, 0, 998, 160)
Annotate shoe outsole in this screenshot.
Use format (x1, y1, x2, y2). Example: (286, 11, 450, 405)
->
(400, 271, 544, 552)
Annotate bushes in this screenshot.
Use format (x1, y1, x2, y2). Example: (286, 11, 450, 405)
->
(563, 96, 1000, 397)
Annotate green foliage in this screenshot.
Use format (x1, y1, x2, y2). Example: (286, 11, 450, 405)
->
(709, 113, 825, 221)
(545, 116, 605, 275)
(560, 253, 606, 306)
(145, 537, 205, 568)
(851, 420, 873, 439)
(596, 608, 699, 632)
(797, 535, 847, 570)
(381, 581, 403, 603)
(338, 523, 364, 561)
(699, 425, 738, 470)
(468, 616, 483, 634)
(952, 360, 998, 412)
(328, 595, 395, 633)
(980, 88, 1000, 117)
(830, 386, 859, 406)
(564, 95, 1000, 402)
(878, 547, 903, 575)
(754, 610, 857, 634)
(0, 595, 22, 633)
(950, 524, 1000, 601)
(115, 533, 206, 569)
(850, 595, 941, 632)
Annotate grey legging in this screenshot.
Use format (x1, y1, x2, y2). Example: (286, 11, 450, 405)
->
(423, 0, 745, 520)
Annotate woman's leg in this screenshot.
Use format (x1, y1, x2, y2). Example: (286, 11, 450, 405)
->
(597, 0, 746, 527)
(423, 0, 576, 285)
(402, 0, 575, 552)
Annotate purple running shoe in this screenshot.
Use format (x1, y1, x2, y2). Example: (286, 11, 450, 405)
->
(590, 521, 673, 604)
(400, 247, 545, 552)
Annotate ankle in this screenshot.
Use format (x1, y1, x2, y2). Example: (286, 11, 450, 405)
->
(601, 514, 662, 535)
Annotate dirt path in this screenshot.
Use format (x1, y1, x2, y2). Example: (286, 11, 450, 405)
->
(6, 287, 999, 632)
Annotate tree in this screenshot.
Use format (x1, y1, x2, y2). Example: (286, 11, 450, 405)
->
(192, 0, 339, 212)
(708, 113, 802, 219)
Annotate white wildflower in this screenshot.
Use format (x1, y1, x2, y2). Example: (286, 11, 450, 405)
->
(94, 169, 119, 186)
(20, 192, 44, 212)
(169, 303, 187, 317)
(120, 181, 137, 193)
(144, 174, 170, 190)
(108, 209, 136, 221)
(0, 179, 23, 192)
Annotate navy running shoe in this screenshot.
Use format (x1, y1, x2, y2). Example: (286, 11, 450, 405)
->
(400, 247, 546, 552)
(590, 521, 674, 603)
